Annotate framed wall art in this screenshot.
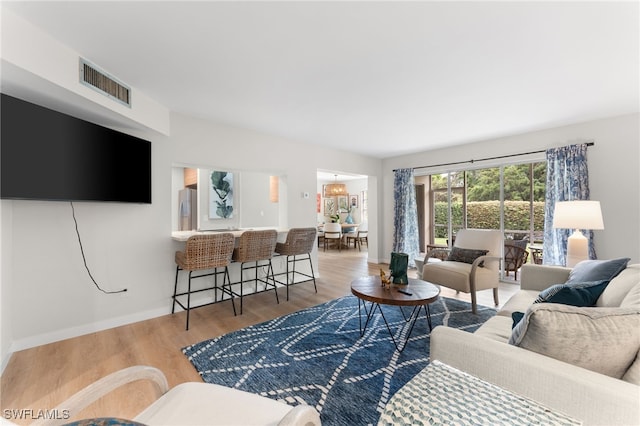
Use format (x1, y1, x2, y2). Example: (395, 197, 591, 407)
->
(350, 194, 359, 208)
(324, 197, 336, 215)
(209, 170, 234, 219)
(337, 195, 349, 212)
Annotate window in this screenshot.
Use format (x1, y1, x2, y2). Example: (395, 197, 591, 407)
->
(425, 162, 546, 275)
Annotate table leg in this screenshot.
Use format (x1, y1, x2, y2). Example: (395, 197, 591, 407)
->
(357, 298, 376, 337)
(359, 303, 433, 352)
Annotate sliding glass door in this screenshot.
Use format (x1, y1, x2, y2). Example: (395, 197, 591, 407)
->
(426, 161, 546, 279)
(431, 171, 465, 247)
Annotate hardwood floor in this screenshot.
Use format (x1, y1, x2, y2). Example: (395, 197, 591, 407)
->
(1, 248, 519, 424)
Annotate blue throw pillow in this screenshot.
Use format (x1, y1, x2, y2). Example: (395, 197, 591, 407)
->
(566, 258, 630, 284)
(534, 280, 610, 306)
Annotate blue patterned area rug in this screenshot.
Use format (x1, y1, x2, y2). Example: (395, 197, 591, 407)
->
(183, 295, 496, 426)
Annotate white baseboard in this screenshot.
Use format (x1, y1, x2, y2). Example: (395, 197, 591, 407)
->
(8, 306, 170, 354)
(1, 351, 12, 375)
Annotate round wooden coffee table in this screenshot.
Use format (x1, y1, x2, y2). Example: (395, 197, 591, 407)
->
(351, 275, 440, 352)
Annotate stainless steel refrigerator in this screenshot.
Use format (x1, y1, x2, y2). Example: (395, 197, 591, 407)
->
(178, 188, 197, 231)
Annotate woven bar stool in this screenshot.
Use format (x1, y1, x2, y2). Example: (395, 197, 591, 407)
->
(173, 233, 235, 330)
(274, 227, 318, 300)
(226, 229, 279, 315)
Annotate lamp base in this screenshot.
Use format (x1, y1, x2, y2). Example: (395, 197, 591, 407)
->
(566, 229, 588, 268)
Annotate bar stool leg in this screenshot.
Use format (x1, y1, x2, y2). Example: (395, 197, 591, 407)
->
(240, 264, 245, 315)
(308, 254, 317, 293)
(172, 266, 180, 314)
(213, 267, 218, 303)
(285, 255, 291, 301)
(269, 259, 279, 304)
(253, 260, 258, 293)
(186, 271, 193, 330)
(223, 267, 236, 316)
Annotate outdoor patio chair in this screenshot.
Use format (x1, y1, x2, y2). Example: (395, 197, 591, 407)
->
(504, 242, 529, 280)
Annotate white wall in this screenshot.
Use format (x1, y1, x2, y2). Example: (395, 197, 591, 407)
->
(0, 201, 13, 373)
(382, 113, 640, 265)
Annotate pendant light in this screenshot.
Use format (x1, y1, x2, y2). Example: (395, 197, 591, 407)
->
(324, 175, 348, 197)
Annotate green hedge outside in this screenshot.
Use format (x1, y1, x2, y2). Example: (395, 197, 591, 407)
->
(434, 201, 545, 238)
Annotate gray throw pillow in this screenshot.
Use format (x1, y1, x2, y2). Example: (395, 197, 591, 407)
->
(566, 258, 630, 284)
(509, 304, 640, 379)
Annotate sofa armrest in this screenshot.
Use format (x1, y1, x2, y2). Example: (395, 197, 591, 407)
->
(519, 264, 571, 292)
(430, 326, 640, 426)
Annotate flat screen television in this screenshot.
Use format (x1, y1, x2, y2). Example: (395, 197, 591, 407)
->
(1, 93, 151, 203)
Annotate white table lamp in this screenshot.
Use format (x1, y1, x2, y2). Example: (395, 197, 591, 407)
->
(553, 200, 604, 267)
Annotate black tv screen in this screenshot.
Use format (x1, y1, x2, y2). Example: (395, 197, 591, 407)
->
(1, 94, 151, 203)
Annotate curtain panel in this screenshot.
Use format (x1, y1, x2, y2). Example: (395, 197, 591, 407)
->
(543, 143, 594, 266)
(393, 168, 420, 267)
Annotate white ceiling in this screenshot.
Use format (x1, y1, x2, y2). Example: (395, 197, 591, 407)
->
(3, 1, 639, 159)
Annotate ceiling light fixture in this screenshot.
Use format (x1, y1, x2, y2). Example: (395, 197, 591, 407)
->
(324, 175, 347, 197)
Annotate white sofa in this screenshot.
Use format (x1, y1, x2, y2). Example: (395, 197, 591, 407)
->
(430, 262, 640, 426)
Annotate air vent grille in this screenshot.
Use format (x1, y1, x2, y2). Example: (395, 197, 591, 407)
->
(80, 59, 131, 107)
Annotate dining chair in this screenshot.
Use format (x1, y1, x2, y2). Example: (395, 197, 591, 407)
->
(317, 224, 325, 248)
(346, 222, 368, 251)
(173, 233, 235, 330)
(226, 229, 279, 315)
(323, 222, 343, 251)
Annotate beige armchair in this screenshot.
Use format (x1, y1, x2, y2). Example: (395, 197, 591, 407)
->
(421, 229, 502, 313)
(29, 365, 321, 426)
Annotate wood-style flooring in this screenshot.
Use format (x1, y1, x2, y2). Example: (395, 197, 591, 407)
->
(1, 248, 519, 424)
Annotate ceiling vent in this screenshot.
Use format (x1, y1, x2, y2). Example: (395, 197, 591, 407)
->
(79, 58, 131, 107)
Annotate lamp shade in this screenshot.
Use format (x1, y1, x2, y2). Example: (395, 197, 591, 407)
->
(553, 201, 604, 230)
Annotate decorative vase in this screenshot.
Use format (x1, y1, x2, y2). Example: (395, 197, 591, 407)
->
(345, 214, 354, 224)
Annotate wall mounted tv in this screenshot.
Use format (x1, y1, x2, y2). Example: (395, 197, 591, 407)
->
(1, 93, 151, 203)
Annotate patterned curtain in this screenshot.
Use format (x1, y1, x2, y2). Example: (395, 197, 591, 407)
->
(393, 168, 420, 267)
(543, 144, 594, 266)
